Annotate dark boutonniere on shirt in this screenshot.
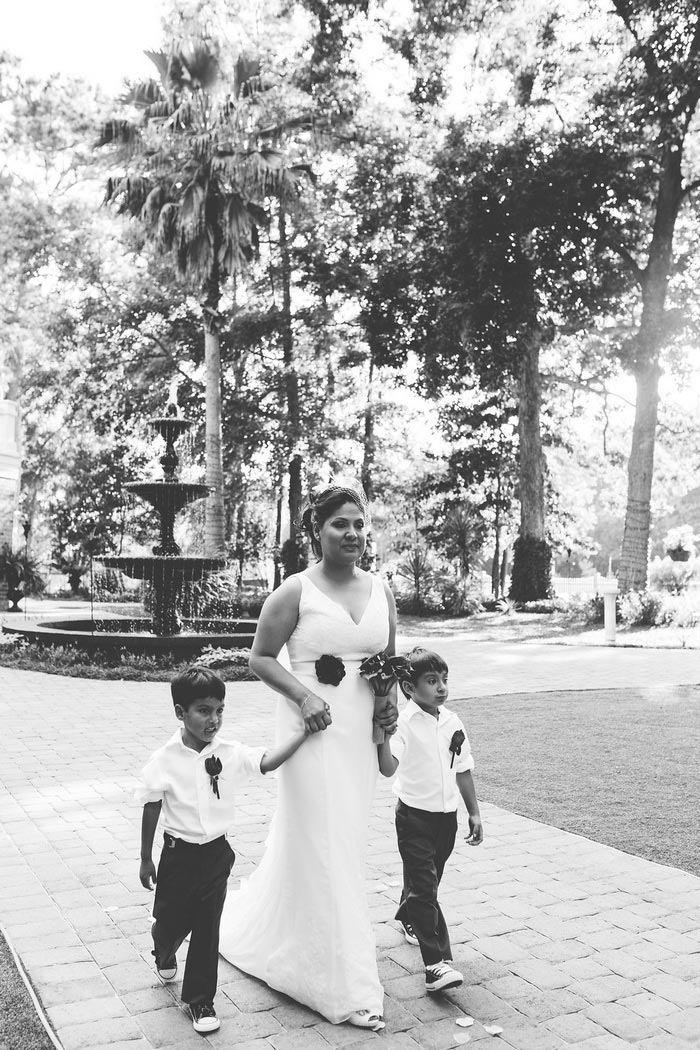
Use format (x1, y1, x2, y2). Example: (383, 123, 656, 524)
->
(315, 654, 346, 686)
(449, 730, 466, 769)
(359, 652, 411, 697)
(204, 756, 223, 798)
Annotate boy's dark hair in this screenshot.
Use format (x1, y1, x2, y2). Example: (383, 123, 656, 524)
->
(399, 647, 449, 698)
(171, 665, 226, 709)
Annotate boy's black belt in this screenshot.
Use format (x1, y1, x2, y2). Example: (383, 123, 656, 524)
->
(163, 831, 226, 849)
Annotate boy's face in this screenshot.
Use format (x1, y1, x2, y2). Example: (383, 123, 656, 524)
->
(407, 669, 449, 716)
(176, 694, 225, 752)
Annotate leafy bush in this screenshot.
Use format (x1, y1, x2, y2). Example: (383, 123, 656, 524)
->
(583, 594, 622, 624)
(0, 637, 256, 680)
(619, 590, 665, 627)
(197, 646, 252, 669)
(648, 555, 698, 594)
(518, 599, 568, 614)
(437, 576, 483, 617)
(179, 569, 269, 619)
(394, 590, 442, 616)
(393, 569, 483, 617)
(655, 593, 700, 628)
(0, 544, 47, 599)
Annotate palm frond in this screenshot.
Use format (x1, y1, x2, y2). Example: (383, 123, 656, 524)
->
(145, 99, 176, 120)
(120, 79, 164, 108)
(179, 42, 220, 92)
(234, 55, 263, 99)
(145, 50, 171, 88)
(179, 225, 215, 280)
(140, 184, 166, 225)
(105, 174, 152, 215)
(181, 178, 208, 229)
(95, 119, 139, 148)
(156, 201, 179, 250)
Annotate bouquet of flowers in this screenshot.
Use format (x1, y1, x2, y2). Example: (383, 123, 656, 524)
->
(359, 652, 412, 743)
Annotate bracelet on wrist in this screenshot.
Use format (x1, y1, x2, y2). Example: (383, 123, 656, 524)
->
(300, 694, 312, 716)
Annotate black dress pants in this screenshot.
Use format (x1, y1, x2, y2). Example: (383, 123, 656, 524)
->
(394, 801, 457, 966)
(152, 833, 235, 1005)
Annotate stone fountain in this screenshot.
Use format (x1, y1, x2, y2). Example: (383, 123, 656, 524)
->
(2, 403, 257, 655)
(100, 403, 224, 636)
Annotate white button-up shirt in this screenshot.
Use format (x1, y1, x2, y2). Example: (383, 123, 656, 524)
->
(135, 730, 266, 844)
(390, 701, 474, 813)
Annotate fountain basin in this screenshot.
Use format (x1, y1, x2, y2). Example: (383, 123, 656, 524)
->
(100, 555, 225, 579)
(100, 555, 227, 635)
(2, 615, 257, 657)
(125, 483, 211, 517)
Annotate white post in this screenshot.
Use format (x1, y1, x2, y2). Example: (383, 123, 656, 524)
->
(601, 576, 618, 645)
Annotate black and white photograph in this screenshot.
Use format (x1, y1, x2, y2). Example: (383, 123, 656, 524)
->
(1, 2, 700, 1048)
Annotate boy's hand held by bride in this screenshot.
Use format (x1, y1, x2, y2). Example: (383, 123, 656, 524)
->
(300, 692, 332, 733)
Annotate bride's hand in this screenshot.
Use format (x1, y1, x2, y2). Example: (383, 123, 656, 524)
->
(375, 698, 398, 734)
(300, 693, 332, 733)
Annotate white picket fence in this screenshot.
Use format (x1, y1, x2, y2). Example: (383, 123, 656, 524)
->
(552, 574, 603, 597)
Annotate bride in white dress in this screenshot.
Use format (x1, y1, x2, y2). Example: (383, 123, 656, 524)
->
(218, 487, 397, 1030)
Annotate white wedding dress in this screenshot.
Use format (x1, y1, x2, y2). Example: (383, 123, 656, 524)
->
(218, 571, 388, 1023)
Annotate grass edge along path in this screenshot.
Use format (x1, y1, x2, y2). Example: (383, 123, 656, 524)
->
(453, 682, 700, 878)
(0, 925, 59, 1050)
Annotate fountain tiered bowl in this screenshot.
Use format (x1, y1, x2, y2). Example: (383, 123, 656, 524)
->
(3, 405, 259, 656)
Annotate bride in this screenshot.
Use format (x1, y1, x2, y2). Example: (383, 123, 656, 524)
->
(218, 486, 397, 1030)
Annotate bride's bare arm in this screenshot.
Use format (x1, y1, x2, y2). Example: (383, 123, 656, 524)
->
(376, 582, 399, 731)
(249, 579, 332, 734)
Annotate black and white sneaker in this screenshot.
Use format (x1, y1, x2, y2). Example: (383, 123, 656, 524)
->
(401, 921, 419, 946)
(151, 923, 177, 982)
(425, 961, 464, 992)
(189, 1001, 220, 1033)
(156, 958, 177, 982)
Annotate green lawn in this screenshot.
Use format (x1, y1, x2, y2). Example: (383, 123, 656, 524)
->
(453, 683, 700, 876)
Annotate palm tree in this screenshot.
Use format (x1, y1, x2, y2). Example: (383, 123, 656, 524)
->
(99, 40, 311, 555)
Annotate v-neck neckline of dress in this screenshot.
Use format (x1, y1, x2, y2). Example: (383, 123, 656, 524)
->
(304, 574, 374, 627)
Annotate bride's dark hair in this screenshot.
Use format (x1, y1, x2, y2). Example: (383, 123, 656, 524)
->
(300, 486, 369, 559)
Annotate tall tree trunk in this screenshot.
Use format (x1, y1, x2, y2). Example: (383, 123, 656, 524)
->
(224, 346, 247, 557)
(202, 273, 226, 557)
(619, 363, 660, 590)
(619, 142, 683, 591)
(279, 203, 303, 541)
(361, 355, 376, 502)
(509, 334, 552, 601)
(273, 482, 283, 590)
(517, 336, 545, 540)
(288, 453, 303, 538)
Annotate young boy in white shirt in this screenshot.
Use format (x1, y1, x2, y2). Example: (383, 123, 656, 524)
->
(137, 665, 307, 1034)
(378, 647, 483, 993)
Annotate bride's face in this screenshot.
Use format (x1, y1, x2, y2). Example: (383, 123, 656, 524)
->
(317, 501, 367, 564)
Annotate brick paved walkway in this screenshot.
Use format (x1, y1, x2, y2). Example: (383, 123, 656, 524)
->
(1, 640, 700, 1050)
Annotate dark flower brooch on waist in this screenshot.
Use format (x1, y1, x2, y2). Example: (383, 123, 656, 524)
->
(204, 756, 223, 798)
(449, 730, 466, 768)
(359, 652, 412, 697)
(315, 654, 346, 686)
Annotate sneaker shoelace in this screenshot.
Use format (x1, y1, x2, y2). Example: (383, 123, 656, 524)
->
(428, 962, 453, 978)
(194, 1002, 216, 1018)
